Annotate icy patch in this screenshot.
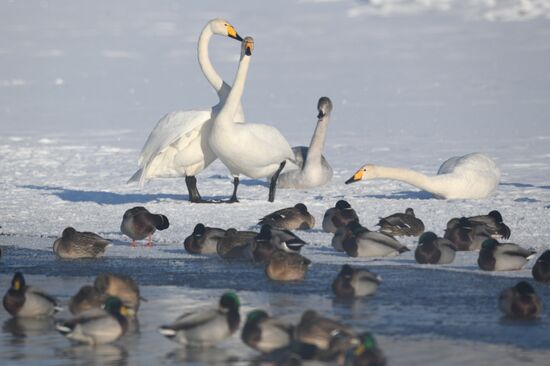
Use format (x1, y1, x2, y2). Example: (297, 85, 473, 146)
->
(38, 138, 57, 144)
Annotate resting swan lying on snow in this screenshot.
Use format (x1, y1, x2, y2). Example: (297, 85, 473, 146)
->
(346, 153, 500, 200)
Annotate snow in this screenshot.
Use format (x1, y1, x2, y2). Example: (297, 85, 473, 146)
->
(1, 0, 550, 364)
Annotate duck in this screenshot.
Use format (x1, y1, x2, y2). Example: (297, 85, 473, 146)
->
(208, 37, 295, 202)
(499, 281, 542, 319)
(94, 273, 142, 313)
(343, 222, 409, 258)
(332, 226, 351, 252)
(241, 309, 293, 353)
(444, 217, 492, 251)
(184, 223, 226, 254)
(159, 292, 240, 347)
(447, 210, 511, 239)
(478, 239, 536, 271)
(346, 153, 500, 200)
(332, 264, 382, 298)
(414, 232, 457, 265)
(68, 285, 104, 315)
(216, 228, 257, 259)
(265, 250, 311, 281)
(3, 272, 62, 318)
(258, 203, 315, 230)
(532, 250, 550, 283)
(53, 227, 112, 259)
(277, 97, 333, 189)
(245, 226, 278, 263)
(56, 297, 130, 344)
(322, 200, 359, 233)
(376, 208, 424, 237)
(343, 332, 387, 366)
(120, 206, 170, 247)
(294, 310, 356, 351)
(127, 19, 245, 203)
(263, 225, 307, 253)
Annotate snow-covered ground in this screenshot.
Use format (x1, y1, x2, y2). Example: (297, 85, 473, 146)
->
(1, 0, 550, 365)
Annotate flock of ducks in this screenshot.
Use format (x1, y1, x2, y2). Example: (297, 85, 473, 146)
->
(3, 196, 549, 365)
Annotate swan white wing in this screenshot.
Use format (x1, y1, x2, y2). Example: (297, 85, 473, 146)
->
(233, 123, 294, 166)
(138, 110, 212, 166)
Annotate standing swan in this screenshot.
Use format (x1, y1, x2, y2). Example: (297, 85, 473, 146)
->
(346, 153, 500, 200)
(128, 19, 244, 203)
(277, 97, 333, 189)
(209, 37, 294, 202)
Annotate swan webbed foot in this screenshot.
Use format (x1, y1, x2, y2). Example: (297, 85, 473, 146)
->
(268, 161, 286, 202)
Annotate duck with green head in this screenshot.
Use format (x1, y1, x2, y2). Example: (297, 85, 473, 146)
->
(414, 232, 457, 265)
(3, 272, 62, 318)
(332, 264, 382, 298)
(242, 309, 293, 353)
(159, 292, 240, 347)
(56, 296, 131, 344)
(478, 239, 536, 271)
(344, 332, 386, 366)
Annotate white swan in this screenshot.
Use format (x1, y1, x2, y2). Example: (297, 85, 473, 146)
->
(346, 153, 500, 199)
(209, 37, 294, 202)
(127, 19, 244, 203)
(277, 97, 333, 189)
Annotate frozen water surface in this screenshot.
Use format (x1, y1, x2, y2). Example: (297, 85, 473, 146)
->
(1, 0, 550, 365)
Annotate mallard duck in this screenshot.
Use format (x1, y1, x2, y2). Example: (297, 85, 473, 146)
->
(159, 292, 240, 347)
(69, 285, 104, 315)
(245, 226, 278, 263)
(478, 239, 536, 271)
(322, 200, 359, 233)
(344, 332, 387, 366)
(120, 206, 169, 247)
(294, 310, 356, 351)
(261, 225, 307, 253)
(332, 226, 351, 252)
(241, 310, 293, 353)
(449, 210, 511, 239)
(3, 272, 62, 318)
(184, 223, 226, 254)
(258, 203, 315, 230)
(444, 217, 492, 251)
(532, 250, 550, 283)
(343, 222, 409, 258)
(94, 273, 142, 313)
(499, 281, 542, 319)
(217, 228, 257, 259)
(414, 232, 457, 265)
(376, 208, 424, 237)
(265, 250, 311, 281)
(332, 264, 381, 298)
(53, 227, 112, 259)
(56, 297, 130, 344)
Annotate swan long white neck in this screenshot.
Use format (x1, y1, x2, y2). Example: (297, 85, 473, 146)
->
(370, 166, 447, 197)
(216, 53, 250, 123)
(303, 115, 329, 173)
(197, 25, 224, 96)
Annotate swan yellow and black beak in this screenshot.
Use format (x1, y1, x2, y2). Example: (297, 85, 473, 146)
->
(226, 24, 243, 41)
(244, 37, 254, 56)
(345, 170, 363, 184)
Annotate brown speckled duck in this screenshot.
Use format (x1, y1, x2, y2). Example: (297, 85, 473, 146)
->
(53, 227, 111, 259)
(259, 203, 315, 230)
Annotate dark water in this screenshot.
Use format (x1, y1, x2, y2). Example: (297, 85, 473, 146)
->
(1, 245, 550, 365)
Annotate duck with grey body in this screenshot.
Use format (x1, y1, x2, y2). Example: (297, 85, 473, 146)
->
(343, 221, 409, 258)
(241, 310, 293, 353)
(376, 208, 424, 237)
(332, 265, 382, 298)
(414, 232, 457, 265)
(3, 272, 62, 318)
(53, 227, 112, 259)
(184, 223, 226, 254)
(258, 203, 315, 230)
(323, 200, 359, 233)
(120, 206, 169, 247)
(478, 239, 536, 271)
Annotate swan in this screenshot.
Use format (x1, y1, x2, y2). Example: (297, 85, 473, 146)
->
(346, 153, 500, 200)
(128, 19, 244, 203)
(209, 37, 295, 202)
(277, 97, 333, 189)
